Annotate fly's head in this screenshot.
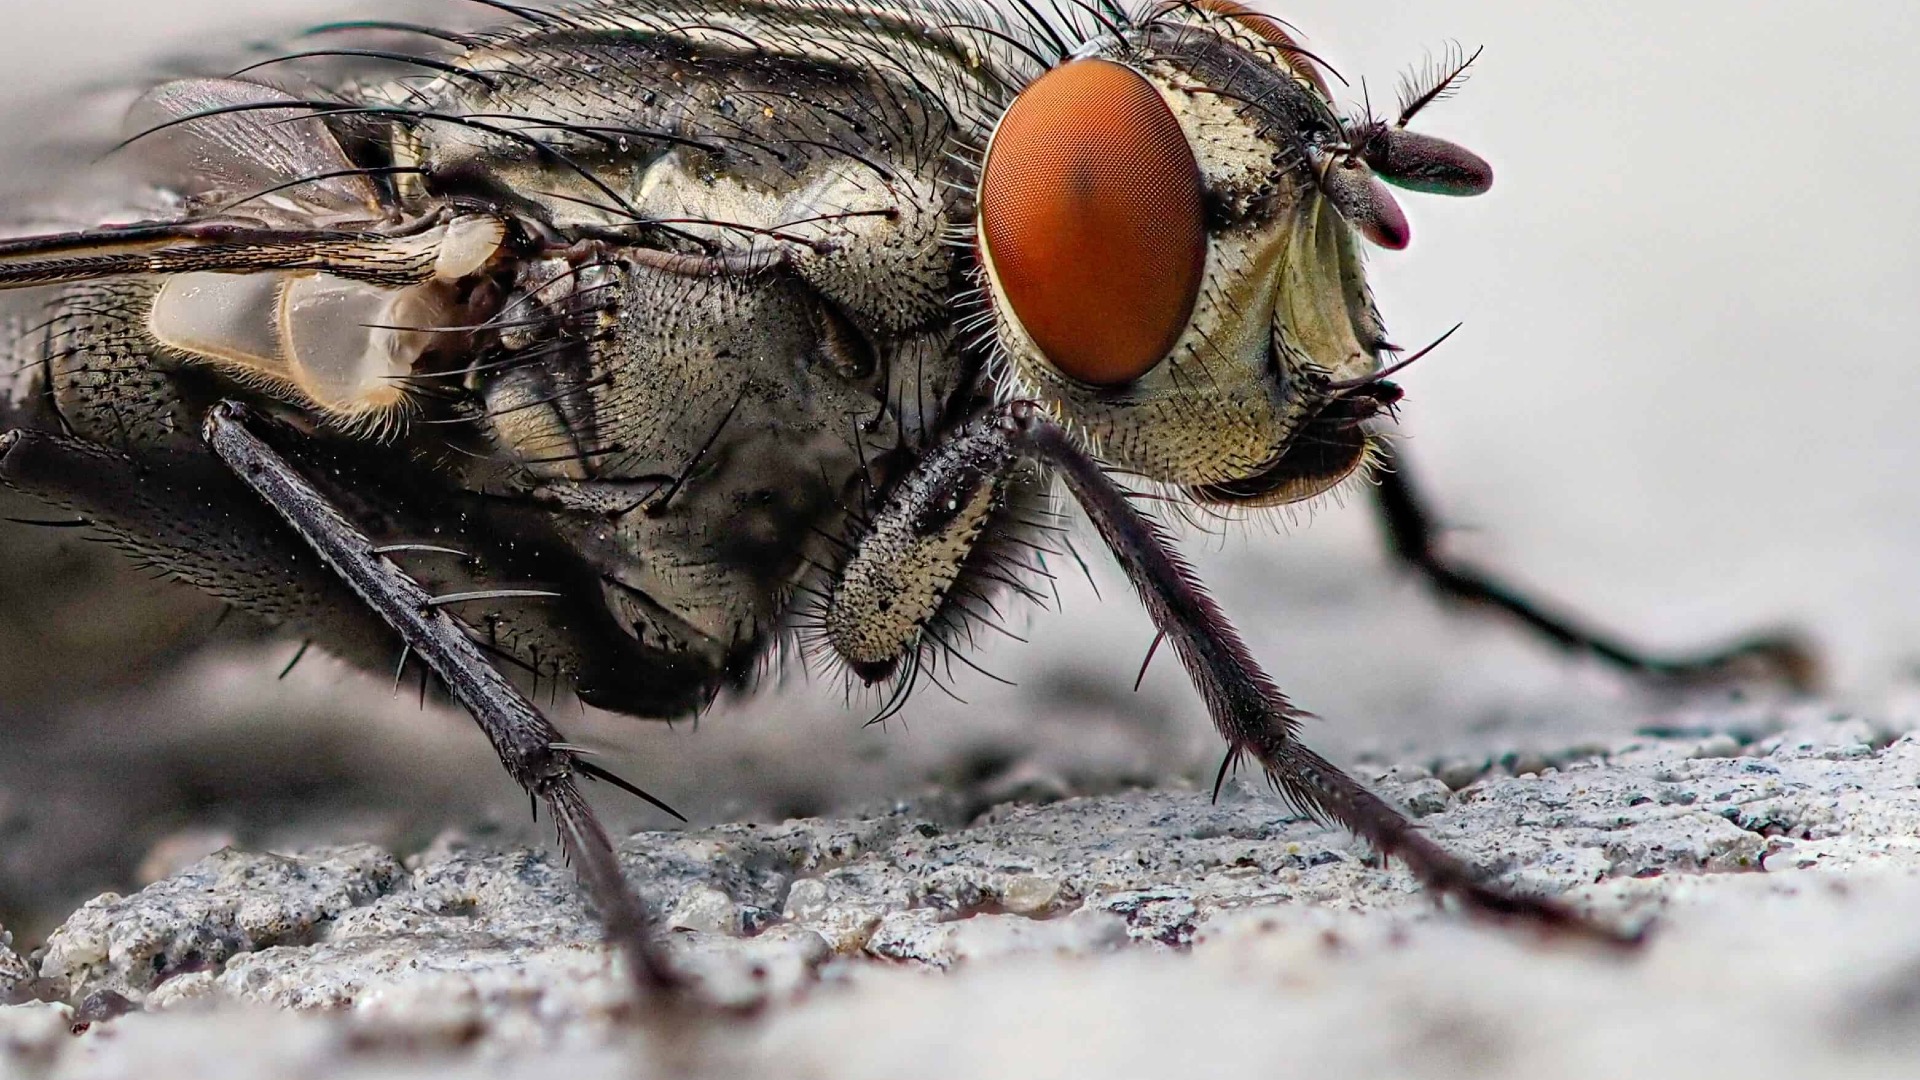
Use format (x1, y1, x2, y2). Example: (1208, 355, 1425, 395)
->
(975, 1, 1492, 507)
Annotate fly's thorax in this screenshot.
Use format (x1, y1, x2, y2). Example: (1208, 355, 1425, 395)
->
(626, 154, 959, 335)
(372, 15, 977, 338)
(373, 16, 994, 673)
(974, 10, 1402, 497)
(470, 235, 966, 667)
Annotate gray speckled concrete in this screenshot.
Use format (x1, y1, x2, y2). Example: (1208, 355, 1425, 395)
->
(5, 712, 1919, 1079)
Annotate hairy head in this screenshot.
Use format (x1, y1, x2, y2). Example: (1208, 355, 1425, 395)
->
(976, 1, 1491, 507)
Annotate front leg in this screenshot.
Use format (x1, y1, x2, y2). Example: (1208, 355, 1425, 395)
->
(826, 404, 1632, 944)
(198, 404, 680, 998)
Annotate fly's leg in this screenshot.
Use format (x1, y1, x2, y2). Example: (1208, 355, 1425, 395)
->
(198, 403, 681, 999)
(1370, 442, 1819, 690)
(1, 413, 686, 999)
(827, 403, 1635, 944)
(1018, 410, 1632, 941)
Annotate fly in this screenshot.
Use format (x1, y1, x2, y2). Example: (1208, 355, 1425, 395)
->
(0, 0, 1812, 998)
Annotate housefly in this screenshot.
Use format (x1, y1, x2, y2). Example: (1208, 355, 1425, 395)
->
(0, 0, 1809, 994)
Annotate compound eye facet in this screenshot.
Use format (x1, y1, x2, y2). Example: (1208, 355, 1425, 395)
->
(979, 59, 1207, 388)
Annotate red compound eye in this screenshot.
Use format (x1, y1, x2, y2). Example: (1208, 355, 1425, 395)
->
(979, 59, 1206, 388)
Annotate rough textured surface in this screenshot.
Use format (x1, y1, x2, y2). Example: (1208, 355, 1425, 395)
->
(3, 710, 1918, 1078)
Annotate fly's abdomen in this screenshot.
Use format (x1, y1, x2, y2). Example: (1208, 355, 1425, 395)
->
(32, 279, 194, 449)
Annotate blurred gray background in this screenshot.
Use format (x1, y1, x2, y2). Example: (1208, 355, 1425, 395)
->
(0, 1, 1916, 936)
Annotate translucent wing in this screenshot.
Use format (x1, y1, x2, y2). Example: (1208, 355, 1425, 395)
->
(0, 216, 501, 289)
(123, 78, 383, 224)
(0, 214, 506, 427)
(0, 67, 508, 427)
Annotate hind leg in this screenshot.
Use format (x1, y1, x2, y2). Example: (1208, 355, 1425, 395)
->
(0, 409, 687, 1000)
(198, 403, 683, 998)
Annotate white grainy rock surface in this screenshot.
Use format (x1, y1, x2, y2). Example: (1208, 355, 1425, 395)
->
(3, 711, 1919, 1079)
